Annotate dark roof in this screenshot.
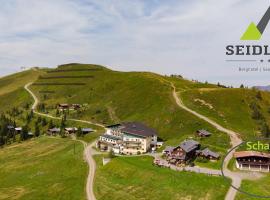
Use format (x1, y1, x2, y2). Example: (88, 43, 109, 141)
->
(82, 128, 93, 132)
(7, 125, 14, 129)
(58, 104, 69, 107)
(198, 148, 220, 158)
(121, 122, 157, 138)
(234, 151, 270, 159)
(48, 128, 60, 132)
(197, 129, 211, 136)
(164, 146, 174, 153)
(106, 124, 122, 128)
(180, 140, 200, 153)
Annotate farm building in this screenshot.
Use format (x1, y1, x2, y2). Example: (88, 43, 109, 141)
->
(196, 148, 220, 160)
(15, 127, 22, 133)
(57, 104, 82, 111)
(82, 128, 94, 134)
(163, 140, 200, 166)
(7, 125, 14, 130)
(47, 128, 61, 135)
(71, 104, 81, 110)
(196, 130, 212, 137)
(65, 127, 78, 134)
(234, 151, 270, 172)
(58, 104, 69, 110)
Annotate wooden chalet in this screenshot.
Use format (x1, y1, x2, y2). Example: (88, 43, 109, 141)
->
(65, 127, 78, 134)
(196, 148, 220, 160)
(7, 125, 15, 130)
(28, 132, 34, 138)
(164, 140, 200, 166)
(15, 127, 22, 133)
(71, 104, 81, 110)
(82, 128, 94, 134)
(47, 128, 61, 135)
(196, 129, 212, 137)
(234, 151, 270, 172)
(58, 104, 70, 110)
(57, 104, 81, 111)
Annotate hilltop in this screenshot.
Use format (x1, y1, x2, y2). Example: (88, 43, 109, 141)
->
(1, 63, 270, 199)
(1, 63, 268, 147)
(26, 64, 230, 154)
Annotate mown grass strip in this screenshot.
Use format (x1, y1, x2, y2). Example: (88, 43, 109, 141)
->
(39, 91, 55, 94)
(39, 75, 94, 79)
(47, 69, 101, 73)
(33, 83, 86, 86)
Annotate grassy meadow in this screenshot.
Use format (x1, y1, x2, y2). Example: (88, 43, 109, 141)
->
(236, 174, 270, 200)
(0, 69, 44, 113)
(94, 155, 231, 200)
(29, 64, 230, 164)
(0, 136, 87, 200)
(181, 88, 270, 140)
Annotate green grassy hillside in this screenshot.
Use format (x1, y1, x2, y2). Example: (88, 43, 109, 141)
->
(0, 136, 87, 200)
(2, 64, 270, 200)
(94, 155, 230, 200)
(30, 64, 230, 157)
(0, 69, 44, 113)
(236, 175, 270, 199)
(181, 88, 270, 140)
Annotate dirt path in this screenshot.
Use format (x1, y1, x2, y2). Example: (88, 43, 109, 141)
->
(24, 82, 105, 200)
(75, 139, 98, 200)
(168, 82, 244, 200)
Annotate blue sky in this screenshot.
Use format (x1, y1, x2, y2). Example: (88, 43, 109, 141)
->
(0, 0, 270, 86)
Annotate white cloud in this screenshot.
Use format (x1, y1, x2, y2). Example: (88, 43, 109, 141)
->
(0, 0, 269, 86)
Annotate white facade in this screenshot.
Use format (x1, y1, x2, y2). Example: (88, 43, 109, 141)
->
(98, 126, 157, 155)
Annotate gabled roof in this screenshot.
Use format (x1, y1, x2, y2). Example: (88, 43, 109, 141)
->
(197, 129, 211, 136)
(164, 146, 174, 153)
(49, 128, 60, 132)
(28, 132, 34, 136)
(198, 148, 220, 158)
(15, 127, 22, 131)
(234, 151, 270, 159)
(121, 122, 157, 138)
(58, 104, 69, 107)
(180, 140, 200, 153)
(106, 124, 122, 128)
(65, 127, 78, 131)
(7, 125, 14, 129)
(82, 128, 93, 132)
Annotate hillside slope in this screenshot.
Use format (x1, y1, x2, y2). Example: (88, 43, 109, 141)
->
(0, 137, 87, 200)
(0, 69, 44, 112)
(181, 88, 270, 140)
(29, 64, 230, 155)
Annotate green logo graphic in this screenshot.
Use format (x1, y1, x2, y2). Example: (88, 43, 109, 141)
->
(241, 6, 270, 40)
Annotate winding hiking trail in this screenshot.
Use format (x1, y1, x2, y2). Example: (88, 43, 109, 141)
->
(168, 82, 247, 200)
(24, 82, 104, 200)
(25, 79, 262, 200)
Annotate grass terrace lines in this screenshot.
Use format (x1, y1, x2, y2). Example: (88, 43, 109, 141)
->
(39, 75, 94, 79)
(33, 83, 86, 86)
(38, 91, 55, 94)
(47, 68, 102, 73)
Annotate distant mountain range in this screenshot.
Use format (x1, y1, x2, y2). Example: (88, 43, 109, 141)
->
(254, 85, 270, 91)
